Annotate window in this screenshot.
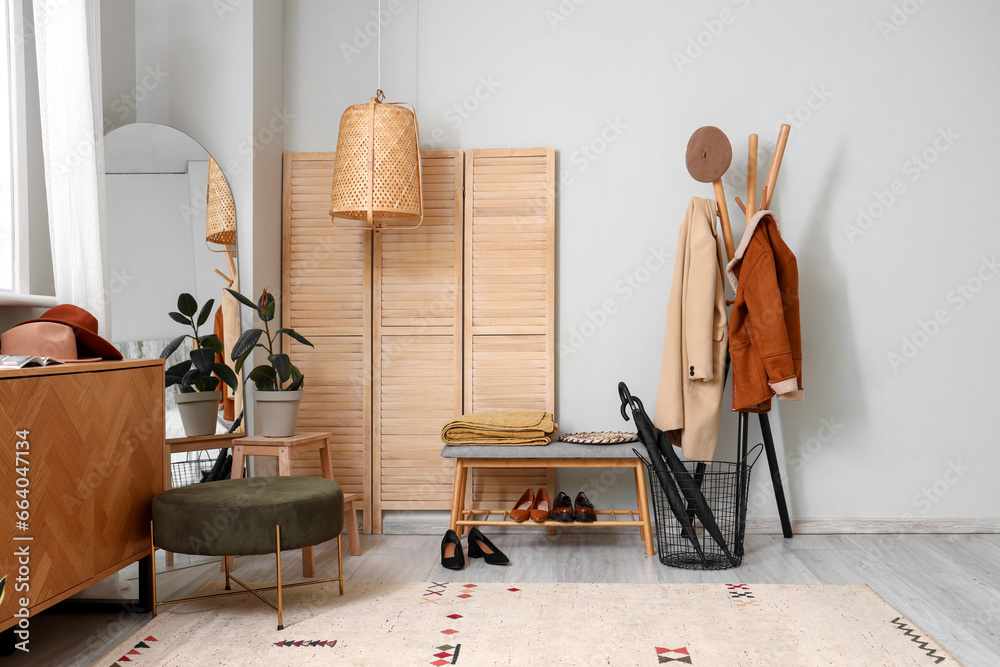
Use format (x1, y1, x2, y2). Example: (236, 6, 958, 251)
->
(0, 0, 27, 295)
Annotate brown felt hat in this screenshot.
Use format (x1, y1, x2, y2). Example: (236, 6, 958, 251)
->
(686, 126, 733, 183)
(1, 304, 122, 361)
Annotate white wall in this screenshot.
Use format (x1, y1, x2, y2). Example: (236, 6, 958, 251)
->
(132, 0, 284, 324)
(100, 0, 136, 133)
(285, 0, 1000, 522)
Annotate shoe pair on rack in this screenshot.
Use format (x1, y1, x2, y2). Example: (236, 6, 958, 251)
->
(441, 527, 509, 570)
(551, 491, 597, 522)
(509, 488, 552, 522)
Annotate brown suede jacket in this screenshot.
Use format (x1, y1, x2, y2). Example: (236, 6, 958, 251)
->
(725, 210, 802, 412)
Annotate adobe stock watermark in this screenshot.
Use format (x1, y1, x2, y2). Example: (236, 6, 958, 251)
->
(672, 0, 752, 73)
(843, 127, 958, 244)
(746, 415, 843, 512)
(222, 107, 296, 177)
(559, 245, 670, 358)
(338, 0, 406, 62)
(212, 0, 247, 21)
(877, 0, 931, 40)
(775, 85, 833, 130)
(422, 75, 502, 149)
(558, 117, 628, 188)
(887, 254, 999, 371)
(545, 0, 588, 31)
(902, 459, 970, 518)
(726, 85, 833, 191)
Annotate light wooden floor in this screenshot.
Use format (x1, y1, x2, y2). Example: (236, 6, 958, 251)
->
(12, 532, 1000, 666)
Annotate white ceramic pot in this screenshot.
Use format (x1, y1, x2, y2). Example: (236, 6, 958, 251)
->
(254, 389, 304, 437)
(174, 390, 222, 437)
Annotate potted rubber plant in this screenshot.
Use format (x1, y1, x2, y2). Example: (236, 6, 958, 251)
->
(160, 293, 239, 437)
(226, 288, 313, 437)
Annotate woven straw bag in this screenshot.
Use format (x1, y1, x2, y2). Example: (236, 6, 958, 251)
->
(330, 97, 423, 230)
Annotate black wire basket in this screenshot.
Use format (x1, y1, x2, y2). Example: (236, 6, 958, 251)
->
(170, 452, 216, 489)
(640, 444, 762, 570)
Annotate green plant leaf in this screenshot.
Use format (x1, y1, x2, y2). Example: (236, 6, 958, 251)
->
(231, 328, 263, 361)
(169, 311, 191, 325)
(248, 365, 276, 383)
(287, 364, 304, 391)
(262, 298, 275, 322)
(225, 288, 261, 315)
(178, 385, 197, 394)
(212, 362, 239, 392)
(248, 365, 276, 391)
(166, 359, 192, 374)
(199, 334, 224, 355)
(191, 348, 215, 375)
(160, 335, 188, 359)
(234, 351, 250, 374)
(277, 328, 314, 348)
(197, 298, 216, 327)
(165, 360, 192, 387)
(202, 376, 220, 392)
(269, 353, 291, 383)
(181, 366, 200, 387)
(177, 293, 198, 317)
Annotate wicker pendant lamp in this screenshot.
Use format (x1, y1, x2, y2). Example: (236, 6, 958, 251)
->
(206, 156, 238, 285)
(329, 1, 422, 231)
(206, 156, 237, 250)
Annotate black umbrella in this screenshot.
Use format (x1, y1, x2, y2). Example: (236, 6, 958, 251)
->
(620, 382, 738, 568)
(619, 382, 708, 566)
(654, 428, 737, 568)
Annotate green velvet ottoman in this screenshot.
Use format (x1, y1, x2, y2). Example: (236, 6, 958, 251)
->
(150, 476, 345, 630)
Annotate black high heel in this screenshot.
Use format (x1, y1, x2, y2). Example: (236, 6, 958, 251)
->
(441, 529, 465, 570)
(467, 527, 509, 565)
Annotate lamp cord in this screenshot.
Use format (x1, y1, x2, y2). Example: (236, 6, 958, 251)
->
(376, 0, 382, 98)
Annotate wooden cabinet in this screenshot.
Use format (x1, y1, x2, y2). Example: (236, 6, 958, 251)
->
(0, 360, 164, 632)
(282, 148, 555, 533)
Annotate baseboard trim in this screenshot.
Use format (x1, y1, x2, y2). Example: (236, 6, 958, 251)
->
(381, 512, 1000, 536)
(746, 517, 1000, 534)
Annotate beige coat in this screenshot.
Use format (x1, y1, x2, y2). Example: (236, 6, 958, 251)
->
(654, 197, 729, 461)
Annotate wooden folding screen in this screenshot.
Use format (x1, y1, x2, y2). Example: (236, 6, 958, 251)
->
(282, 153, 372, 530)
(282, 148, 554, 532)
(463, 148, 556, 509)
(373, 150, 464, 534)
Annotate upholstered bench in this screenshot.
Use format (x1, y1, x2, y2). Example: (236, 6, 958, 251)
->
(441, 442, 654, 555)
(150, 476, 345, 630)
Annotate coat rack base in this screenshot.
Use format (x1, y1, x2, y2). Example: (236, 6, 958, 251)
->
(738, 411, 793, 539)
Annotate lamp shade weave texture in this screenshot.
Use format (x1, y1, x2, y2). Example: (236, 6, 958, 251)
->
(206, 156, 237, 246)
(330, 97, 422, 229)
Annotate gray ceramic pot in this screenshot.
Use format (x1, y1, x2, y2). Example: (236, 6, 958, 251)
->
(174, 390, 221, 437)
(254, 389, 304, 437)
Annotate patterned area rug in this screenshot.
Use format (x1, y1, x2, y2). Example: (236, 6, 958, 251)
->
(102, 582, 957, 666)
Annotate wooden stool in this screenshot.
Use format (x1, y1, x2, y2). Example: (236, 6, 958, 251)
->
(232, 432, 362, 577)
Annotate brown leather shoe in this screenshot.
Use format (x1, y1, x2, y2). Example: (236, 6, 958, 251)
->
(530, 488, 550, 522)
(551, 491, 574, 522)
(574, 491, 597, 522)
(509, 488, 534, 522)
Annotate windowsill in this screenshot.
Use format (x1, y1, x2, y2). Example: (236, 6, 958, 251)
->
(0, 293, 58, 308)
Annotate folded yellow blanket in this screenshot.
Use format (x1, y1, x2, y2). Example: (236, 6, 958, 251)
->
(441, 411, 558, 446)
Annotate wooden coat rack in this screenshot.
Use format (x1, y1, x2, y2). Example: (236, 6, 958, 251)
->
(687, 124, 794, 540)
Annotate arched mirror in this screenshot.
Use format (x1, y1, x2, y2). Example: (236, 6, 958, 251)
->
(104, 122, 243, 438)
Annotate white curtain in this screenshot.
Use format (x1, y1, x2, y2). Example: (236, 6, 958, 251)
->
(32, 0, 110, 336)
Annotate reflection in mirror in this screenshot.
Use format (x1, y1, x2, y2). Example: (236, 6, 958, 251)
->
(104, 122, 243, 437)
